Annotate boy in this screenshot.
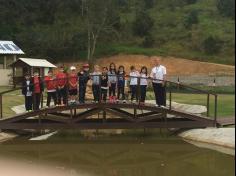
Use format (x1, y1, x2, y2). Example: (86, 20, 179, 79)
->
(32, 71, 44, 110)
(91, 65, 101, 103)
(78, 64, 90, 104)
(56, 66, 67, 106)
(45, 70, 57, 107)
(22, 73, 33, 112)
(69, 66, 78, 104)
(101, 67, 109, 102)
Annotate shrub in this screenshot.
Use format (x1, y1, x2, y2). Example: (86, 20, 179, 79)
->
(184, 10, 199, 29)
(202, 36, 223, 55)
(217, 0, 235, 19)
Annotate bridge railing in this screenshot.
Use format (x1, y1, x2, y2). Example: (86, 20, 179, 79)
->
(0, 75, 218, 125)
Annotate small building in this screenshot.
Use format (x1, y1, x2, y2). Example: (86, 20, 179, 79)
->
(0, 41, 24, 86)
(10, 58, 57, 87)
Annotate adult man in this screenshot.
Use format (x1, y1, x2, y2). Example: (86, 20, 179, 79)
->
(150, 57, 167, 107)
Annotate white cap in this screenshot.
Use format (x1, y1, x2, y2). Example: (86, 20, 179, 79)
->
(70, 66, 76, 70)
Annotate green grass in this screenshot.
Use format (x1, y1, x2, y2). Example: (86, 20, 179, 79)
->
(167, 93, 235, 117)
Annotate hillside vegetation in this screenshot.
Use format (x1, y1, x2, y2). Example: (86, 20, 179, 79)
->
(0, 0, 235, 64)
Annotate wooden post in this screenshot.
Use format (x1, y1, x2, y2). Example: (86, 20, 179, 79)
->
(207, 94, 210, 117)
(3, 56, 7, 69)
(0, 94, 3, 119)
(214, 95, 218, 127)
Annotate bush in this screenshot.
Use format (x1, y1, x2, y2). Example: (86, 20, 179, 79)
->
(142, 34, 155, 47)
(217, 0, 235, 19)
(202, 36, 223, 55)
(132, 11, 154, 37)
(184, 10, 199, 29)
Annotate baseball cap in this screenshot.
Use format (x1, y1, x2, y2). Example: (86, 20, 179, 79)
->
(70, 66, 76, 70)
(83, 64, 89, 68)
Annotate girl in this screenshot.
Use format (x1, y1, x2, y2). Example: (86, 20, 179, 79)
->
(108, 63, 117, 102)
(117, 65, 126, 103)
(101, 67, 109, 102)
(22, 73, 33, 112)
(91, 65, 102, 103)
(129, 66, 140, 103)
(45, 70, 57, 107)
(69, 66, 78, 104)
(140, 66, 148, 104)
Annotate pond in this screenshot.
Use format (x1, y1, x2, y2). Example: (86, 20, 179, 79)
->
(0, 131, 234, 176)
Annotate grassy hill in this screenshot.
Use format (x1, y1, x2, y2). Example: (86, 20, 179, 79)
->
(0, 0, 235, 65)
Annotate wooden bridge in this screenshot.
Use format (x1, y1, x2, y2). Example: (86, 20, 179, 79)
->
(0, 76, 230, 130)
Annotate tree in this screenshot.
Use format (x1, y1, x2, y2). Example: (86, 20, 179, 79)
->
(132, 11, 154, 37)
(202, 36, 223, 55)
(217, 0, 235, 19)
(85, 0, 120, 61)
(184, 10, 199, 29)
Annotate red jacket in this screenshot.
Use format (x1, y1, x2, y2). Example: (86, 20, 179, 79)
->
(69, 73, 78, 89)
(45, 76, 57, 91)
(56, 72, 67, 87)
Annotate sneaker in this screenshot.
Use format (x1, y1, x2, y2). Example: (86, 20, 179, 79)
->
(109, 96, 113, 103)
(160, 105, 166, 108)
(123, 100, 127, 104)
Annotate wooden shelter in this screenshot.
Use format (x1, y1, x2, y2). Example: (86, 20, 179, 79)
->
(10, 58, 57, 87)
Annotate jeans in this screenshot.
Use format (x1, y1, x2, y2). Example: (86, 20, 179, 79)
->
(92, 85, 100, 102)
(130, 85, 138, 101)
(79, 84, 87, 103)
(118, 85, 125, 100)
(101, 88, 108, 101)
(153, 83, 166, 106)
(140, 85, 147, 103)
(47, 92, 57, 107)
(109, 83, 116, 96)
(33, 93, 41, 110)
(25, 96, 33, 111)
(57, 87, 67, 105)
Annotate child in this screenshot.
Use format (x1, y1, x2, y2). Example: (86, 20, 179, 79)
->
(108, 63, 117, 102)
(140, 66, 148, 104)
(32, 71, 44, 110)
(78, 64, 90, 104)
(91, 65, 102, 103)
(22, 73, 33, 112)
(117, 65, 126, 103)
(129, 66, 140, 103)
(56, 66, 67, 106)
(45, 70, 57, 107)
(101, 67, 109, 102)
(69, 66, 78, 104)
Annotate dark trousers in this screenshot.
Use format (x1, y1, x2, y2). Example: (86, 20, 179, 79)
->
(92, 85, 100, 102)
(57, 87, 67, 105)
(47, 92, 57, 107)
(109, 83, 116, 96)
(130, 85, 138, 101)
(118, 85, 125, 100)
(140, 85, 147, 103)
(79, 85, 87, 103)
(101, 88, 108, 101)
(153, 83, 166, 106)
(25, 96, 33, 111)
(33, 93, 41, 110)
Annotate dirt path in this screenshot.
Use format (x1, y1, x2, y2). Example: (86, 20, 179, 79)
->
(59, 54, 235, 76)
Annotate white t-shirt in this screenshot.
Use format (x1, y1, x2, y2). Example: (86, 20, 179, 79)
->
(151, 65, 167, 83)
(130, 71, 140, 85)
(140, 73, 148, 86)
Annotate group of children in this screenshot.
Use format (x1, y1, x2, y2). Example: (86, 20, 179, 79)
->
(22, 63, 150, 112)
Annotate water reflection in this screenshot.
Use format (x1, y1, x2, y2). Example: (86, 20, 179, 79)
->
(0, 138, 234, 176)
